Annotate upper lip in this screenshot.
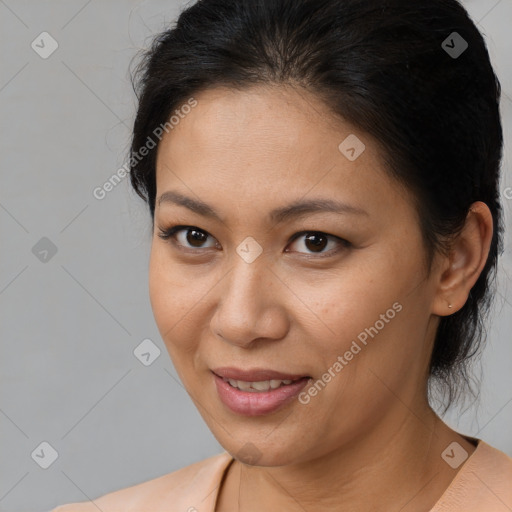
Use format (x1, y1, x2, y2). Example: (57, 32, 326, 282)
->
(212, 367, 309, 382)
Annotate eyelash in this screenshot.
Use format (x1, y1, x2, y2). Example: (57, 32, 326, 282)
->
(157, 225, 351, 258)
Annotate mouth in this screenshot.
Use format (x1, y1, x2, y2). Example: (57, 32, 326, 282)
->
(217, 375, 308, 392)
(211, 367, 312, 416)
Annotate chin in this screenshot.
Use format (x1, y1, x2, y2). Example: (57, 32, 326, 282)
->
(209, 424, 312, 467)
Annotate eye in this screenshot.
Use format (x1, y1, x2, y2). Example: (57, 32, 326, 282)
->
(286, 231, 351, 256)
(157, 225, 219, 250)
(157, 225, 351, 257)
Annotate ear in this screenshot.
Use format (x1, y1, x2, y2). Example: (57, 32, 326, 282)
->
(432, 201, 494, 316)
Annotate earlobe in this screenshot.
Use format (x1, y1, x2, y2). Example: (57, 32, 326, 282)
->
(432, 201, 493, 316)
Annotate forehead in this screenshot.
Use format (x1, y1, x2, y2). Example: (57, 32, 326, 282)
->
(158, 85, 357, 160)
(154, 85, 410, 222)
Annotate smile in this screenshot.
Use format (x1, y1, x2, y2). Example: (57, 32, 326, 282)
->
(211, 369, 311, 416)
(223, 377, 303, 392)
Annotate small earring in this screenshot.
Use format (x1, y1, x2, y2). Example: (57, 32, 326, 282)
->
(448, 304, 453, 309)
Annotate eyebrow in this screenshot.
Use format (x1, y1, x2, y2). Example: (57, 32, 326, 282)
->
(156, 190, 368, 224)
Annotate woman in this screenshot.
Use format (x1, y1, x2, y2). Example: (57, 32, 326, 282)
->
(53, 0, 512, 510)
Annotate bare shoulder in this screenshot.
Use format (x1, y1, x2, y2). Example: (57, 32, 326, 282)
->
(51, 451, 233, 512)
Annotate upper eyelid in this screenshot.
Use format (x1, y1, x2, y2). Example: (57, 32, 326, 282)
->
(158, 225, 347, 252)
(158, 225, 340, 240)
(158, 225, 219, 247)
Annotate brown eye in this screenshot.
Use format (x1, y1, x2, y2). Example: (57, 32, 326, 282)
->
(158, 225, 219, 249)
(185, 229, 209, 247)
(287, 231, 350, 256)
(304, 233, 328, 252)
(158, 225, 350, 257)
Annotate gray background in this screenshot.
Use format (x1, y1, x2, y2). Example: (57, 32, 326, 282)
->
(0, 1, 511, 511)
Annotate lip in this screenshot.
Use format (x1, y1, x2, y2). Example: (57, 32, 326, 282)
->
(211, 368, 311, 416)
(212, 367, 308, 381)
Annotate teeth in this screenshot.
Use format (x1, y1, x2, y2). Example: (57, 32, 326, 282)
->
(236, 380, 252, 391)
(270, 379, 282, 389)
(252, 381, 270, 391)
(225, 377, 300, 392)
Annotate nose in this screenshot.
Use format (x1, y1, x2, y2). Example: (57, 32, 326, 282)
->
(210, 256, 289, 349)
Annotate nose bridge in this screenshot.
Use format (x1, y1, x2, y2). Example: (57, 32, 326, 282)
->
(229, 254, 271, 305)
(211, 253, 287, 346)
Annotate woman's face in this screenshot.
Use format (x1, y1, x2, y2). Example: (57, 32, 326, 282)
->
(149, 85, 441, 466)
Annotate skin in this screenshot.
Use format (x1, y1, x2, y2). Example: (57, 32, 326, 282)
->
(149, 85, 493, 511)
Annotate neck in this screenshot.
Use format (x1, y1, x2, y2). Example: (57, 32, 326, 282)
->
(218, 402, 476, 512)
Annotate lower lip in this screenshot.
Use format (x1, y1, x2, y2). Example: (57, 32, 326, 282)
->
(212, 373, 311, 416)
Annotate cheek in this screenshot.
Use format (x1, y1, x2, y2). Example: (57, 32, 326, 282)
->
(148, 245, 203, 354)
(149, 248, 174, 330)
(299, 266, 396, 341)
(305, 252, 425, 380)
(314, 293, 431, 424)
